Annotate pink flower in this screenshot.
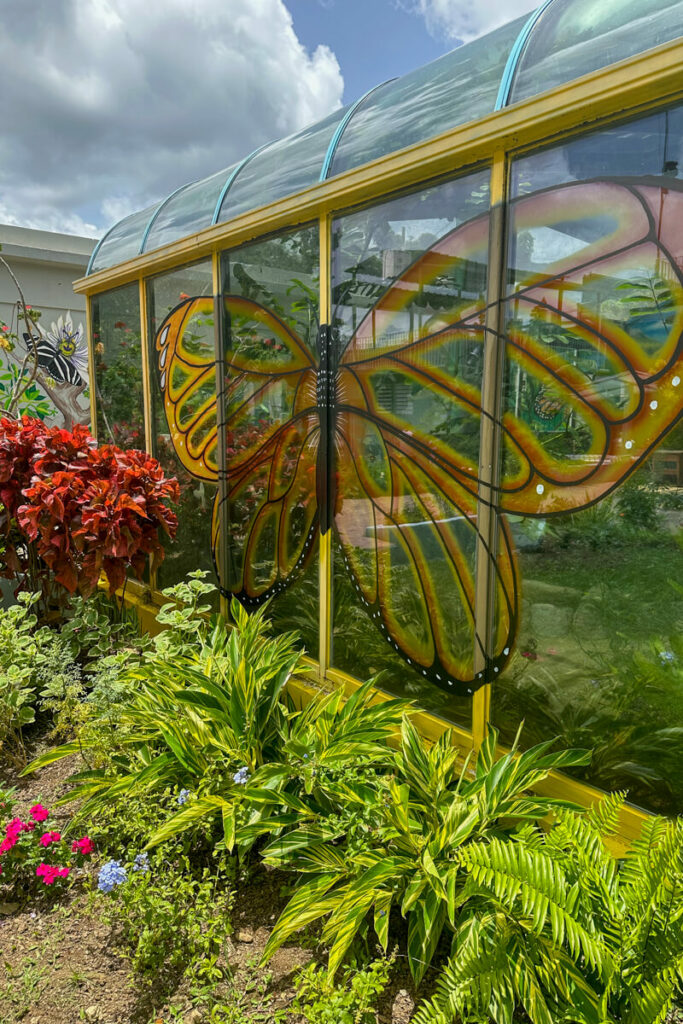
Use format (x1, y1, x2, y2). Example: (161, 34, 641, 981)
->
(6, 817, 33, 838)
(36, 863, 58, 884)
(36, 863, 69, 885)
(30, 804, 50, 823)
(39, 831, 61, 847)
(71, 836, 94, 856)
(0, 835, 17, 853)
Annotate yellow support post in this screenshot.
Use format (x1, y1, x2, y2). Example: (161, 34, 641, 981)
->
(318, 213, 332, 682)
(472, 151, 508, 751)
(85, 293, 98, 438)
(212, 249, 230, 621)
(138, 277, 154, 456)
(138, 275, 157, 591)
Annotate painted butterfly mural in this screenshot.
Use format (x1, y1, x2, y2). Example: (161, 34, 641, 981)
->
(153, 179, 683, 697)
(23, 313, 88, 387)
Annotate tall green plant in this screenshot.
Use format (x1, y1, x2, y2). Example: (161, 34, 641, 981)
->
(415, 797, 683, 1024)
(261, 723, 590, 982)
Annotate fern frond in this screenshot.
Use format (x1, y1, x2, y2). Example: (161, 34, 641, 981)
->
(459, 839, 606, 972)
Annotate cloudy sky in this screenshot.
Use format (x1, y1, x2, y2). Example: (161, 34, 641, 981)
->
(0, 0, 537, 240)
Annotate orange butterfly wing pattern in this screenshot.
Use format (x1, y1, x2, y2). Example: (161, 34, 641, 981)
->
(333, 212, 516, 690)
(499, 180, 683, 514)
(153, 178, 683, 696)
(221, 296, 319, 605)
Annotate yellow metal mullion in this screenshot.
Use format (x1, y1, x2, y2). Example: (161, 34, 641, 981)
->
(138, 275, 156, 590)
(138, 277, 154, 455)
(318, 213, 332, 681)
(472, 151, 508, 751)
(212, 249, 230, 620)
(85, 293, 97, 437)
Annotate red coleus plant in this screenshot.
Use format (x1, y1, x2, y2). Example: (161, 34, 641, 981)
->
(0, 416, 179, 599)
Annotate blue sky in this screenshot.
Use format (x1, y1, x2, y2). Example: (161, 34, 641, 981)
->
(286, 0, 455, 102)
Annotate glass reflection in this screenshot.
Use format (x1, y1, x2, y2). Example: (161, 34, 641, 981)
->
(92, 284, 145, 449)
(147, 262, 219, 597)
(493, 103, 683, 816)
(221, 227, 320, 653)
(331, 170, 493, 724)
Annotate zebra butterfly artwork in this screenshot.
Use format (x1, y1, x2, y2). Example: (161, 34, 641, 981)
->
(23, 313, 88, 387)
(153, 178, 683, 696)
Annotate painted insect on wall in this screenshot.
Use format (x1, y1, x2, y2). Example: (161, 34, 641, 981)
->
(153, 179, 683, 695)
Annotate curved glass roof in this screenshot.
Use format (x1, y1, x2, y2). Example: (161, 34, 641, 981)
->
(88, 0, 683, 275)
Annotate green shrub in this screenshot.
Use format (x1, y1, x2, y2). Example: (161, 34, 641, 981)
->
(415, 797, 683, 1024)
(0, 593, 62, 760)
(97, 850, 233, 987)
(26, 592, 407, 859)
(262, 723, 590, 982)
(293, 955, 394, 1024)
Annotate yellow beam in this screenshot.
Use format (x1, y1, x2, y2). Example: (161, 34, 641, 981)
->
(74, 38, 683, 297)
(138, 276, 154, 456)
(472, 151, 508, 749)
(85, 294, 97, 437)
(211, 250, 230, 620)
(318, 213, 332, 681)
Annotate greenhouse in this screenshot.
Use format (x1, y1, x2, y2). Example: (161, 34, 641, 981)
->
(76, 0, 683, 840)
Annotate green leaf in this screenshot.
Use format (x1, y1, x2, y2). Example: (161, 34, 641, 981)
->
(407, 887, 448, 984)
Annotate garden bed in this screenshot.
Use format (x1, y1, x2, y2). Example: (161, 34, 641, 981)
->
(1, 731, 420, 1024)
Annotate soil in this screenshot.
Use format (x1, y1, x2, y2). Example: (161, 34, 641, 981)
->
(0, 732, 420, 1024)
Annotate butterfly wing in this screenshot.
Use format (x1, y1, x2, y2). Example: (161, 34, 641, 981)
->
(155, 295, 319, 601)
(221, 296, 319, 604)
(335, 210, 515, 692)
(155, 296, 222, 572)
(499, 180, 683, 514)
(156, 297, 220, 482)
(335, 180, 683, 693)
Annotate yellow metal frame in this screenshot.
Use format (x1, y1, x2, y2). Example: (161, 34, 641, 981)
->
(318, 213, 333, 681)
(85, 294, 97, 436)
(77, 39, 683, 841)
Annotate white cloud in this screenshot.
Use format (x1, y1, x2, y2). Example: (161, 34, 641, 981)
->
(0, 0, 343, 237)
(403, 0, 538, 43)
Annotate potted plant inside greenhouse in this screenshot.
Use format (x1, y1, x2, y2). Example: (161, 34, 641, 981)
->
(1, 0, 682, 1021)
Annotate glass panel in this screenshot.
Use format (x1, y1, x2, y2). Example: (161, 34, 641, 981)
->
(90, 203, 160, 273)
(221, 227, 320, 653)
(328, 17, 525, 180)
(218, 107, 347, 224)
(143, 166, 239, 253)
(92, 283, 144, 448)
(510, 0, 683, 105)
(146, 262, 219, 597)
(331, 170, 493, 724)
(492, 103, 683, 816)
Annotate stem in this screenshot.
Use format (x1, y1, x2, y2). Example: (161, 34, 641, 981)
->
(0, 258, 42, 419)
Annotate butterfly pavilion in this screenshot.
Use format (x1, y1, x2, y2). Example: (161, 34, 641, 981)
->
(75, 0, 683, 845)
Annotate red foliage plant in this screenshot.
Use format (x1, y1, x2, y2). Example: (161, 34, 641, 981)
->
(0, 416, 179, 598)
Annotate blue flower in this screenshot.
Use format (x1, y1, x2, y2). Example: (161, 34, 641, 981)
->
(659, 650, 676, 664)
(176, 788, 191, 805)
(133, 852, 150, 873)
(97, 859, 128, 893)
(232, 766, 249, 786)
